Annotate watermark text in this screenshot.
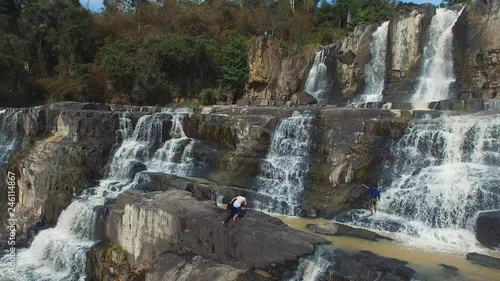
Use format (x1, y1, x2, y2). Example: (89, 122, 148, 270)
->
(5, 171, 17, 273)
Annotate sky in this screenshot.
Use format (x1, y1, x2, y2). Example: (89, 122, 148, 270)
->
(79, 0, 443, 12)
(79, 0, 104, 12)
(410, 0, 441, 4)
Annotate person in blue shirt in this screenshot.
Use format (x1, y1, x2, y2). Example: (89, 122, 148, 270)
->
(362, 184, 380, 216)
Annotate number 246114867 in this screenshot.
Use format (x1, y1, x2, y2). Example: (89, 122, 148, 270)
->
(6, 171, 16, 213)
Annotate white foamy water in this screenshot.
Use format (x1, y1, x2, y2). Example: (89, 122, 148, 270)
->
(357, 21, 389, 104)
(0, 109, 197, 281)
(253, 111, 314, 216)
(412, 8, 464, 103)
(337, 113, 500, 253)
(0, 109, 21, 164)
(304, 50, 328, 104)
(289, 250, 331, 281)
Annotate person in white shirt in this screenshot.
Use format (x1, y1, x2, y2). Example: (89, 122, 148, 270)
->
(230, 195, 247, 222)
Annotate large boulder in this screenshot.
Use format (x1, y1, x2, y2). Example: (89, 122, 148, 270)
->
(145, 253, 249, 281)
(106, 189, 326, 274)
(325, 250, 415, 281)
(475, 210, 500, 248)
(293, 246, 416, 281)
(290, 92, 318, 106)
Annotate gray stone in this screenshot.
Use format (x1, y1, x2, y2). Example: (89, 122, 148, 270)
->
(307, 222, 393, 241)
(317, 247, 416, 281)
(105, 189, 326, 270)
(466, 252, 500, 270)
(145, 253, 246, 281)
(290, 92, 318, 106)
(475, 210, 500, 248)
(339, 50, 356, 65)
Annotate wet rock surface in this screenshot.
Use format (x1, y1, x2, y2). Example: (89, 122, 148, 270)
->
(307, 222, 392, 241)
(466, 252, 500, 270)
(145, 253, 255, 281)
(475, 210, 500, 248)
(106, 189, 326, 270)
(327, 250, 416, 281)
(300, 247, 416, 281)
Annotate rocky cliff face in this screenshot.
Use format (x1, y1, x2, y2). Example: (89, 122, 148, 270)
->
(384, 4, 435, 101)
(454, 0, 500, 100)
(337, 24, 378, 99)
(242, 37, 316, 106)
(4, 103, 130, 227)
(1, 103, 421, 228)
(242, 1, 500, 106)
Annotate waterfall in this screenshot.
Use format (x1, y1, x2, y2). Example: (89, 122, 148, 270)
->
(304, 50, 328, 104)
(357, 21, 389, 104)
(289, 246, 332, 281)
(146, 109, 197, 177)
(411, 8, 464, 103)
(253, 111, 314, 216)
(337, 114, 500, 252)
(289, 255, 330, 281)
(0, 109, 21, 165)
(0, 109, 196, 281)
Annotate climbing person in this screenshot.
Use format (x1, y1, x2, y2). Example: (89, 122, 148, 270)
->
(232, 195, 247, 222)
(362, 184, 380, 216)
(221, 197, 237, 225)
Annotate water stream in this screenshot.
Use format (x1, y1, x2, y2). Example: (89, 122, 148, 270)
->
(0, 109, 195, 281)
(253, 111, 314, 216)
(304, 50, 328, 104)
(337, 113, 500, 253)
(412, 8, 464, 103)
(0, 109, 21, 165)
(356, 21, 389, 105)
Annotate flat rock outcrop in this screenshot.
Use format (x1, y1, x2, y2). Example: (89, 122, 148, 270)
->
(145, 253, 250, 281)
(466, 252, 500, 270)
(106, 189, 326, 272)
(307, 222, 392, 241)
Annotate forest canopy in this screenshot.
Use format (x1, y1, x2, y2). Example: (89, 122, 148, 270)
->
(0, 0, 446, 107)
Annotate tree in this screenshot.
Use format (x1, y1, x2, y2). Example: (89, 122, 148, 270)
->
(217, 35, 249, 101)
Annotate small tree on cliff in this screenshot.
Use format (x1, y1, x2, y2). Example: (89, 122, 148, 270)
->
(217, 35, 249, 103)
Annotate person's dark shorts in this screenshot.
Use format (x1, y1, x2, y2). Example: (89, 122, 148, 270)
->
(369, 198, 378, 208)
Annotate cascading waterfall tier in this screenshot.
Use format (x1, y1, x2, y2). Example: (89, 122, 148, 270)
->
(411, 8, 464, 103)
(147, 108, 197, 177)
(0, 109, 21, 165)
(253, 111, 314, 216)
(304, 50, 328, 104)
(289, 248, 331, 281)
(337, 113, 500, 252)
(356, 21, 389, 105)
(0, 109, 196, 281)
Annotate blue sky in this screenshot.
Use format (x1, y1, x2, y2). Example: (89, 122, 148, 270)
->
(79, 0, 442, 12)
(410, 0, 441, 4)
(79, 0, 104, 12)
